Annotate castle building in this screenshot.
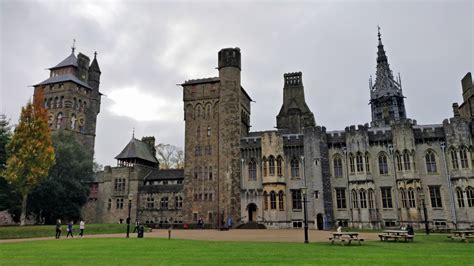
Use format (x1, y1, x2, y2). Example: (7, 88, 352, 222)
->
(32, 46, 102, 160)
(84, 30, 473, 229)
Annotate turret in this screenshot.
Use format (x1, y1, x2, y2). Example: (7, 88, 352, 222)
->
(77, 53, 90, 82)
(88, 52, 101, 90)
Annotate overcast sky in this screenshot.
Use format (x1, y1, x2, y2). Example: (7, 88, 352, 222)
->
(1, 0, 473, 166)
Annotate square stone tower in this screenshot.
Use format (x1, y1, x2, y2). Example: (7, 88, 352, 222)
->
(181, 48, 251, 227)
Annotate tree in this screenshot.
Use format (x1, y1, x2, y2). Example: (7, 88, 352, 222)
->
(0, 114, 18, 213)
(28, 131, 93, 224)
(155, 143, 184, 169)
(3, 91, 55, 225)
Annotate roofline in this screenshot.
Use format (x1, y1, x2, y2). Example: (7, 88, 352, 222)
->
(31, 79, 93, 90)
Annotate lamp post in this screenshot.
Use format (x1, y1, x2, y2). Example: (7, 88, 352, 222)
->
(300, 155, 309, 244)
(126, 193, 133, 238)
(419, 192, 429, 235)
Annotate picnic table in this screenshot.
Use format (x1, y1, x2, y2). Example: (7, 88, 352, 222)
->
(378, 230, 414, 242)
(330, 232, 364, 245)
(448, 230, 474, 243)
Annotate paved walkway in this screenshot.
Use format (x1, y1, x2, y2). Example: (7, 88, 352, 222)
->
(0, 229, 380, 244)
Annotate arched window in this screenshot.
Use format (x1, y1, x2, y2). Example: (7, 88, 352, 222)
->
(270, 191, 277, 209)
(73, 97, 77, 109)
(206, 104, 211, 119)
(425, 150, 437, 173)
(263, 191, 268, 210)
(359, 189, 367, 208)
(456, 187, 465, 208)
(146, 197, 155, 209)
(55, 96, 59, 108)
(207, 126, 211, 137)
(356, 152, 364, 172)
(175, 196, 183, 209)
(196, 105, 202, 118)
(196, 126, 200, 138)
(291, 157, 299, 178)
(333, 156, 343, 178)
(450, 148, 459, 169)
(269, 156, 275, 176)
(60, 96, 64, 108)
(262, 157, 267, 176)
(396, 151, 403, 171)
(160, 197, 169, 209)
(349, 153, 355, 174)
(278, 190, 284, 211)
(400, 189, 407, 208)
(56, 113, 63, 129)
(408, 188, 416, 208)
(365, 152, 370, 173)
(248, 159, 257, 181)
(194, 166, 200, 179)
(351, 189, 358, 208)
(70, 114, 77, 130)
(208, 166, 213, 180)
(378, 153, 388, 175)
(276, 156, 283, 176)
(403, 150, 411, 170)
(368, 189, 375, 209)
(459, 147, 469, 169)
(466, 187, 474, 207)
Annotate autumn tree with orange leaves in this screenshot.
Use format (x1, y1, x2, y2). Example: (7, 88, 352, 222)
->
(3, 90, 55, 225)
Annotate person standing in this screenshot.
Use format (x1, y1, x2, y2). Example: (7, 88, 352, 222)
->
(66, 221, 74, 238)
(79, 219, 85, 238)
(55, 219, 62, 239)
(133, 220, 139, 233)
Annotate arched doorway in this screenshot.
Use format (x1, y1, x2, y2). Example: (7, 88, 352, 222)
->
(316, 213, 324, 230)
(247, 203, 257, 222)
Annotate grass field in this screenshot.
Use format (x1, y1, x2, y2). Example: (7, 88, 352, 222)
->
(0, 224, 128, 239)
(0, 234, 472, 265)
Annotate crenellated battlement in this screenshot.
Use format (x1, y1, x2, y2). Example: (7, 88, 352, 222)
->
(284, 72, 303, 86)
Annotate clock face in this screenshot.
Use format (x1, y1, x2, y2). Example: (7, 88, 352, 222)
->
(79, 117, 85, 126)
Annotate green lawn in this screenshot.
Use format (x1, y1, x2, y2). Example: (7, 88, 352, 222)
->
(0, 224, 128, 239)
(0, 234, 472, 265)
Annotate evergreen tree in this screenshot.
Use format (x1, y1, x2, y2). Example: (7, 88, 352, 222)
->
(28, 131, 93, 224)
(0, 114, 18, 213)
(3, 91, 55, 225)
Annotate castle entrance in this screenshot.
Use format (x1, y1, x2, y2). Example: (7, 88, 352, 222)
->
(316, 213, 324, 230)
(247, 203, 257, 222)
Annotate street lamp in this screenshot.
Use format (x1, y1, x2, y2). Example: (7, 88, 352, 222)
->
(301, 186, 309, 244)
(419, 191, 429, 235)
(126, 193, 133, 238)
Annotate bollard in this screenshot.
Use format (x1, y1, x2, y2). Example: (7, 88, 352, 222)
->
(168, 229, 171, 240)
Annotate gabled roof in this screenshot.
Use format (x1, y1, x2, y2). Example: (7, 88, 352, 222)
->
(34, 74, 93, 90)
(49, 53, 78, 70)
(114, 138, 158, 163)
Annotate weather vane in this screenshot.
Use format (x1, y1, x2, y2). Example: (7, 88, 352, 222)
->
(71, 39, 76, 54)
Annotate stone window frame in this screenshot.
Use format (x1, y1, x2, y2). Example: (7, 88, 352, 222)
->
(160, 197, 169, 209)
(359, 189, 367, 208)
(356, 152, 364, 173)
(335, 188, 347, 209)
(290, 157, 300, 178)
(332, 155, 343, 178)
(381, 187, 393, 209)
(378, 152, 389, 175)
(450, 148, 459, 170)
(368, 189, 375, 209)
(400, 188, 408, 208)
(278, 190, 285, 211)
(456, 187, 465, 208)
(291, 189, 302, 210)
(268, 156, 276, 176)
(248, 158, 257, 181)
(364, 152, 371, 173)
(466, 187, 474, 207)
(263, 191, 269, 210)
(175, 196, 183, 209)
(395, 151, 403, 172)
(425, 149, 438, 174)
(351, 189, 358, 208)
(459, 146, 469, 169)
(429, 186, 443, 208)
(402, 149, 411, 171)
(276, 156, 283, 177)
(348, 153, 355, 174)
(270, 191, 277, 210)
(407, 188, 416, 208)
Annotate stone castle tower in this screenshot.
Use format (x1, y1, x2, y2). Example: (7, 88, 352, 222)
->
(181, 47, 251, 226)
(33, 46, 102, 159)
(276, 72, 316, 133)
(369, 28, 407, 127)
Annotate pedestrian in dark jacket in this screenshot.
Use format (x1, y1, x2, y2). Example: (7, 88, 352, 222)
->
(66, 221, 74, 238)
(55, 219, 62, 239)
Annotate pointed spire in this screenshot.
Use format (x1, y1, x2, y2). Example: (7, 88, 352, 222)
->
(94, 51, 97, 59)
(132, 127, 135, 139)
(71, 39, 76, 54)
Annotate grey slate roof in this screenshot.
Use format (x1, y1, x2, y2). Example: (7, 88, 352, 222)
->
(114, 138, 158, 163)
(34, 74, 93, 90)
(89, 58, 101, 73)
(144, 169, 184, 181)
(49, 53, 78, 70)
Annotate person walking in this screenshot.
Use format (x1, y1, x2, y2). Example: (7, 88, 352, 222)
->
(66, 221, 74, 238)
(55, 219, 62, 239)
(79, 219, 85, 238)
(133, 220, 139, 233)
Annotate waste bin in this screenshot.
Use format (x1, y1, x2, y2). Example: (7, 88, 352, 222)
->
(137, 225, 144, 238)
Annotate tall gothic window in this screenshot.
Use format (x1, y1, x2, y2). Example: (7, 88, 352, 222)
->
(277, 156, 283, 176)
(400, 189, 407, 208)
(196, 126, 200, 138)
(208, 166, 213, 180)
(368, 189, 375, 209)
(356, 152, 364, 172)
(335, 188, 346, 209)
(248, 159, 257, 181)
(56, 113, 63, 129)
(408, 188, 416, 208)
(450, 149, 459, 169)
(349, 153, 355, 174)
(359, 189, 367, 208)
(278, 190, 284, 211)
(378, 153, 389, 175)
(381, 187, 393, 208)
(466, 187, 474, 207)
(429, 186, 442, 208)
(207, 126, 211, 137)
(456, 187, 465, 208)
(425, 150, 437, 173)
(459, 147, 469, 169)
(333, 156, 343, 178)
(263, 192, 268, 210)
(351, 189, 358, 208)
(175, 196, 183, 209)
(292, 190, 302, 210)
(365, 152, 370, 173)
(403, 150, 411, 170)
(262, 157, 268, 176)
(269, 156, 275, 176)
(396, 151, 403, 171)
(270, 191, 277, 209)
(291, 157, 299, 178)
